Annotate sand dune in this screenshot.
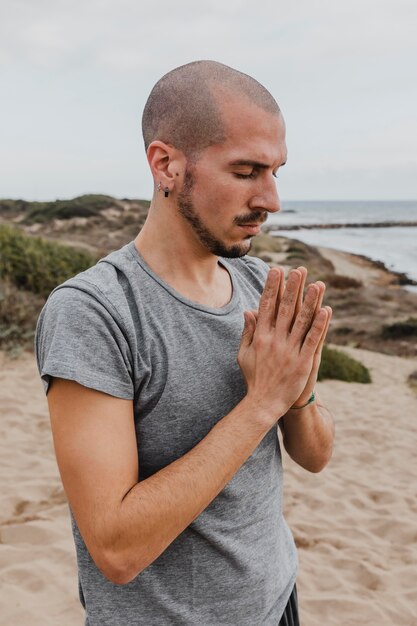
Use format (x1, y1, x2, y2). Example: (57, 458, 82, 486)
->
(1, 346, 417, 625)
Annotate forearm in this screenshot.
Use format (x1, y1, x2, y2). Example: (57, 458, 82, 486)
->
(102, 396, 275, 584)
(280, 396, 334, 473)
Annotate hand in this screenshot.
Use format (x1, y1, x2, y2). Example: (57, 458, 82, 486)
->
(237, 267, 331, 426)
(288, 267, 332, 408)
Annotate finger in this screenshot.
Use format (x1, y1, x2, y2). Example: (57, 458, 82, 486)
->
(309, 306, 332, 373)
(272, 267, 285, 321)
(294, 266, 308, 316)
(287, 282, 319, 343)
(316, 305, 332, 352)
(275, 269, 302, 334)
(314, 281, 326, 314)
(239, 310, 256, 349)
(276, 266, 286, 316)
(257, 268, 282, 331)
(289, 266, 308, 332)
(300, 307, 328, 357)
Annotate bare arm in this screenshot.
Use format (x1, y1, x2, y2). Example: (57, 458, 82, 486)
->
(278, 397, 335, 472)
(48, 380, 275, 585)
(47, 267, 329, 585)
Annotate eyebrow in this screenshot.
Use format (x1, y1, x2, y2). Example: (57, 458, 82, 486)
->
(229, 159, 287, 169)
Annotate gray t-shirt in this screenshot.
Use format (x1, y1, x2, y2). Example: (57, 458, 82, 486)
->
(35, 241, 298, 626)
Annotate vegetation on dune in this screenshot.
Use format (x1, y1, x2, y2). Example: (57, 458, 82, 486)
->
(249, 233, 284, 255)
(248, 234, 284, 264)
(318, 345, 372, 383)
(285, 242, 308, 262)
(21, 194, 116, 223)
(381, 318, 417, 339)
(0, 195, 152, 225)
(124, 198, 151, 209)
(0, 199, 31, 215)
(0, 280, 45, 353)
(0, 225, 97, 298)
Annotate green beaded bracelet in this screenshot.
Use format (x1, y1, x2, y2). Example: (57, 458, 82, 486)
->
(289, 390, 316, 410)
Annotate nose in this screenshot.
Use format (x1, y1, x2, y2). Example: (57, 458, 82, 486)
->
(249, 176, 281, 214)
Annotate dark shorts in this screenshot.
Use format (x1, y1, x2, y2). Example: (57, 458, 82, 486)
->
(279, 584, 300, 626)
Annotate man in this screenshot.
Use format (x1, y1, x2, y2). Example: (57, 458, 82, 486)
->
(36, 60, 334, 625)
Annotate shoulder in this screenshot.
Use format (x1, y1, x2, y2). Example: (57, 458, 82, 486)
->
(221, 254, 270, 289)
(35, 244, 137, 399)
(44, 242, 137, 316)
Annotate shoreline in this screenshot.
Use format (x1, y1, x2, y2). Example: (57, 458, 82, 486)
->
(317, 245, 417, 287)
(265, 220, 417, 231)
(264, 229, 417, 288)
(265, 231, 417, 287)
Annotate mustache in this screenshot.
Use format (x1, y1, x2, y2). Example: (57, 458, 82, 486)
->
(235, 212, 268, 225)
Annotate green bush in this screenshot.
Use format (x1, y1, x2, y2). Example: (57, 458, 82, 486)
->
(0, 280, 45, 352)
(286, 252, 307, 261)
(0, 225, 96, 298)
(21, 194, 115, 223)
(381, 318, 417, 339)
(249, 233, 283, 256)
(285, 242, 308, 262)
(0, 199, 31, 215)
(318, 345, 371, 383)
(286, 243, 306, 254)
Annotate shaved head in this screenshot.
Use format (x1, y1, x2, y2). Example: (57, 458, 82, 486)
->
(142, 60, 280, 159)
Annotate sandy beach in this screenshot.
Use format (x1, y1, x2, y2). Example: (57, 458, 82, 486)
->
(1, 349, 417, 625)
(1, 246, 417, 625)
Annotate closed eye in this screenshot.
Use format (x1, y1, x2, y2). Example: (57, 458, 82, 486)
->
(235, 171, 279, 181)
(234, 172, 257, 179)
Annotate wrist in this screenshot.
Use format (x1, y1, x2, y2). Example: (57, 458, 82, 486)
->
(289, 390, 316, 411)
(242, 393, 287, 429)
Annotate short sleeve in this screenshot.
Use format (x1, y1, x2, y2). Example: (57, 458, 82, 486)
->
(244, 255, 270, 280)
(238, 255, 270, 292)
(35, 285, 134, 399)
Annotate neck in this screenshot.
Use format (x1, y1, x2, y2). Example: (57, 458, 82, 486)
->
(134, 198, 222, 288)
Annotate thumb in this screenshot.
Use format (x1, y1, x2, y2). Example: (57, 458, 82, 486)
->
(240, 311, 256, 348)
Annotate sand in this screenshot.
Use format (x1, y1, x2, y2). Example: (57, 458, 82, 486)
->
(1, 344, 417, 624)
(284, 346, 417, 626)
(0, 352, 83, 626)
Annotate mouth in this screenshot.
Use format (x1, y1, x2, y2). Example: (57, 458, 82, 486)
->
(237, 223, 262, 235)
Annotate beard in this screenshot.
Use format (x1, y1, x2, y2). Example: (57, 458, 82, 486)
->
(177, 166, 253, 259)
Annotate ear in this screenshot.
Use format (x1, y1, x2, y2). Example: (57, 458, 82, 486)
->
(147, 141, 185, 192)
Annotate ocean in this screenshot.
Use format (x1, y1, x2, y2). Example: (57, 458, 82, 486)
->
(266, 201, 417, 285)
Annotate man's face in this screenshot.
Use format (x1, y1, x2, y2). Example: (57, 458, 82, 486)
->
(176, 94, 287, 258)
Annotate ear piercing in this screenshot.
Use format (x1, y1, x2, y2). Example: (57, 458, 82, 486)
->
(157, 182, 169, 198)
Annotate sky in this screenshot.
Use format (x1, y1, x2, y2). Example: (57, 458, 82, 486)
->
(1, 0, 416, 202)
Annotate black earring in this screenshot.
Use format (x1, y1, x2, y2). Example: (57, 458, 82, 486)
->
(164, 188, 169, 198)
